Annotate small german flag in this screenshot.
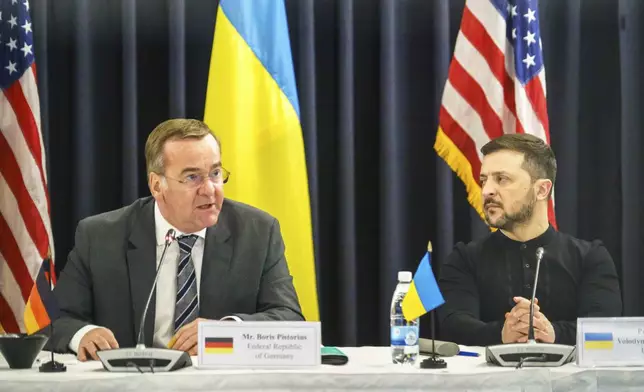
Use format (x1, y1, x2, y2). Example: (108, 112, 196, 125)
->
(204, 337, 234, 354)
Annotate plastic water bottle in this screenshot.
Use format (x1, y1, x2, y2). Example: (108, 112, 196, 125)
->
(390, 271, 419, 365)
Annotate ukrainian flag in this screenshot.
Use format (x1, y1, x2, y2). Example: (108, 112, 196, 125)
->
(203, 0, 318, 321)
(583, 332, 614, 350)
(401, 243, 445, 321)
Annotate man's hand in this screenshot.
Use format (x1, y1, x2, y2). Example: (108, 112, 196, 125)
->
(507, 296, 556, 343)
(502, 314, 525, 343)
(77, 327, 119, 361)
(169, 318, 207, 355)
(502, 297, 536, 343)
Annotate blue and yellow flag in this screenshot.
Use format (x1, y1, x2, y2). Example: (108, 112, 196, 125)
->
(204, 0, 318, 320)
(401, 243, 445, 321)
(583, 333, 614, 350)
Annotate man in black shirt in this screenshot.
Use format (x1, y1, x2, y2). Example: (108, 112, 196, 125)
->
(437, 134, 622, 346)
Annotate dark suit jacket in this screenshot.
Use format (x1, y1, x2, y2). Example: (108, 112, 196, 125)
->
(48, 197, 304, 353)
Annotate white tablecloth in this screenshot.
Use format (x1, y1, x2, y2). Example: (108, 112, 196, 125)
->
(2, 346, 644, 391)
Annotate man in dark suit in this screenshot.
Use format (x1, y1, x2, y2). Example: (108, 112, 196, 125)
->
(49, 119, 304, 360)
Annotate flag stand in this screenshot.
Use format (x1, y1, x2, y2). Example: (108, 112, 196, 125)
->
(420, 310, 447, 369)
(404, 240, 446, 369)
(39, 346, 66, 373)
(39, 258, 66, 373)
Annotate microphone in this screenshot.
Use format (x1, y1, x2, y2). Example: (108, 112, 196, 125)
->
(485, 246, 576, 368)
(419, 338, 460, 357)
(136, 228, 176, 348)
(96, 229, 193, 373)
(527, 247, 545, 343)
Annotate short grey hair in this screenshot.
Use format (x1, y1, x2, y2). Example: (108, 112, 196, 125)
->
(145, 118, 220, 174)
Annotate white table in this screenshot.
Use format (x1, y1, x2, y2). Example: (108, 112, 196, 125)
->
(2, 346, 644, 391)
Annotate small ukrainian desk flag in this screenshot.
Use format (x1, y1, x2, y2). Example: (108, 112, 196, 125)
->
(401, 242, 445, 321)
(583, 332, 614, 350)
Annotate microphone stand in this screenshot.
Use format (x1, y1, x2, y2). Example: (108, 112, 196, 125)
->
(515, 248, 546, 369)
(96, 229, 192, 372)
(39, 257, 66, 373)
(484, 247, 575, 367)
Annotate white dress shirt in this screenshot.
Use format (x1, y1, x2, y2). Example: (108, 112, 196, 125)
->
(151, 203, 206, 347)
(69, 202, 238, 353)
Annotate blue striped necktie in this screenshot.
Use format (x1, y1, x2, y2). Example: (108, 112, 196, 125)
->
(174, 235, 199, 332)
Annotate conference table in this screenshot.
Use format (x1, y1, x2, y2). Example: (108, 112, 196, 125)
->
(2, 346, 644, 391)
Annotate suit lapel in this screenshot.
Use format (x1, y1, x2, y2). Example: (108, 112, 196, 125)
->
(200, 206, 232, 318)
(126, 199, 157, 347)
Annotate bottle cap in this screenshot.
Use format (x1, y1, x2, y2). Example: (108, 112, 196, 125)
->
(398, 271, 412, 283)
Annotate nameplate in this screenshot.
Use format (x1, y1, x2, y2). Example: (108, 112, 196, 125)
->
(197, 321, 321, 368)
(577, 317, 644, 367)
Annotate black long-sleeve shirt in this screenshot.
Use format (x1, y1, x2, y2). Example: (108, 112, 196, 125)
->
(437, 226, 622, 346)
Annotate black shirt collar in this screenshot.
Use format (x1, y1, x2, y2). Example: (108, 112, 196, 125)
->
(493, 225, 556, 248)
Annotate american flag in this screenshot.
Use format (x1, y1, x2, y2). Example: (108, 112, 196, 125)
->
(0, 0, 57, 334)
(434, 0, 557, 228)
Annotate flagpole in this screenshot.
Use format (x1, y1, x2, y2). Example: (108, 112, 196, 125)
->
(39, 257, 66, 373)
(431, 308, 437, 359)
(428, 242, 437, 359)
(421, 241, 447, 369)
